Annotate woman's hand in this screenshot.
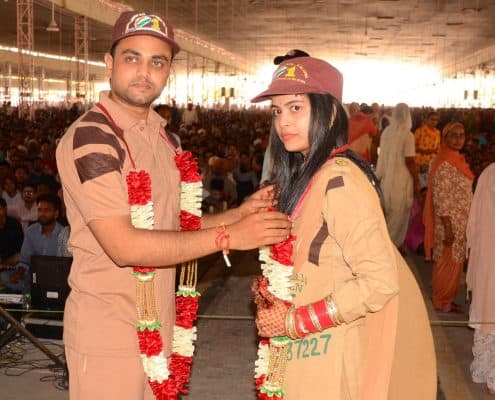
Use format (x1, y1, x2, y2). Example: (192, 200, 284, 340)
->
(252, 276, 290, 338)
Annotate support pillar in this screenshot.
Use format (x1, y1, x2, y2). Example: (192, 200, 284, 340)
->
(74, 15, 89, 108)
(16, 0, 35, 119)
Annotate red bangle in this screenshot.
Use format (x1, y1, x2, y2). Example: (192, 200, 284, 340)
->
(295, 305, 319, 332)
(312, 299, 334, 329)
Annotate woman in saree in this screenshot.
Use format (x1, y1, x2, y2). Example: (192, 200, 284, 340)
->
(250, 56, 436, 400)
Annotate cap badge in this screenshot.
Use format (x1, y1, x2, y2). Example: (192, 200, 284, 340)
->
(126, 13, 167, 36)
(272, 63, 308, 84)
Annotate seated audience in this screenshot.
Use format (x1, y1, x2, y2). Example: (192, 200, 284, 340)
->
(2, 175, 21, 207)
(13, 194, 64, 292)
(9, 182, 38, 232)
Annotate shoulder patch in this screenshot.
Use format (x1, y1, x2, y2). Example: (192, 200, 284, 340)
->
(73, 125, 125, 167)
(81, 111, 120, 137)
(326, 176, 344, 192)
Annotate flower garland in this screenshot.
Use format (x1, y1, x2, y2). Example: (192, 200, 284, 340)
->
(254, 236, 295, 400)
(127, 150, 202, 400)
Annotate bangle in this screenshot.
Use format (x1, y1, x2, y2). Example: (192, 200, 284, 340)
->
(294, 310, 308, 338)
(307, 303, 323, 331)
(324, 295, 343, 325)
(295, 305, 318, 332)
(285, 305, 299, 339)
(215, 223, 231, 267)
(312, 298, 334, 329)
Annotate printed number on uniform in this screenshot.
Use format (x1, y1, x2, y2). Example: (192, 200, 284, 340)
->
(287, 334, 332, 361)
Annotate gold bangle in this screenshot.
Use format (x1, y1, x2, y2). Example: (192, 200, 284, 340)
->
(285, 305, 298, 339)
(324, 295, 343, 325)
(295, 311, 309, 336)
(307, 303, 323, 331)
(290, 307, 300, 339)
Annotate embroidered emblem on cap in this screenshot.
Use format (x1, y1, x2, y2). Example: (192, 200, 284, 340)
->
(272, 63, 309, 84)
(335, 159, 347, 166)
(125, 13, 167, 37)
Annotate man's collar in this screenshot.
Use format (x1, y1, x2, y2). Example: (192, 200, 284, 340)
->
(98, 91, 166, 131)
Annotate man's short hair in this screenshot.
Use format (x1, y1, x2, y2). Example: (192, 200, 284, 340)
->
(36, 194, 61, 212)
(427, 111, 439, 119)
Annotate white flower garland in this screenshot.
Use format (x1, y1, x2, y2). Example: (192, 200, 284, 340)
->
(130, 179, 202, 387)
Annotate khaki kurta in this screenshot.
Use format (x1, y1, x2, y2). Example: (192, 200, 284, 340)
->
(284, 157, 436, 400)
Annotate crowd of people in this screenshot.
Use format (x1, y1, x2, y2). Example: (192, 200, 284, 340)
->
(0, 53, 494, 399)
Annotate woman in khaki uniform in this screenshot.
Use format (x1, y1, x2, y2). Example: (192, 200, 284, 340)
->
(251, 57, 436, 400)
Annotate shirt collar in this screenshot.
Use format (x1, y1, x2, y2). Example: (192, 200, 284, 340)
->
(98, 91, 167, 132)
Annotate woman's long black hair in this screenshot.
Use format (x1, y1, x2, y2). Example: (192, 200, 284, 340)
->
(270, 93, 348, 215)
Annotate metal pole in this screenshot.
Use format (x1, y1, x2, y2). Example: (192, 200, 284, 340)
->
(0, 305, 65, 368)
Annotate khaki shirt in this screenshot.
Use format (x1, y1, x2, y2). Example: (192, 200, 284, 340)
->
(56, 92, 180, 357)
(284, 158, 436, 400)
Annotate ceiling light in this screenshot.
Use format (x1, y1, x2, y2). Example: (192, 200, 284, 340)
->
(432, 33, 447, 37)
(376, 15, 395, 20)
(46, 2, 59, 32)
(446, 21, 464, 26)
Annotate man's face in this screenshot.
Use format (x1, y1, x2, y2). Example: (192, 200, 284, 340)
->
(105, 35, 172, 109)
(426, 114, 440, 129)
(37, 201, 58, 226)
(22, 186, 36, 203)
(15, 168, 27, 183)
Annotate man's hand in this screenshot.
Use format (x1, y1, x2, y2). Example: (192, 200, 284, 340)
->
(229, 210, 291, 250)
(252, 276, 290, 338)
(238, 185, 278, 218)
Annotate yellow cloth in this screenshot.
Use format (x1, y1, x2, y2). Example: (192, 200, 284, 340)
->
(414, 125, 440, 166)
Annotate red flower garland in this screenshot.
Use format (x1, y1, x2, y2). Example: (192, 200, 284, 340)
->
(127, 149, 202, 399)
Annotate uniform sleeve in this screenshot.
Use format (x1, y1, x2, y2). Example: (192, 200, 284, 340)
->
(404, 132, 416, 158)
(56, 124, 130, 225)
(324, 167, 399, 323)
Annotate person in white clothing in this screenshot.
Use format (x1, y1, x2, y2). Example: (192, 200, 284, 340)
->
(466, 162, 495, 396)
(375, 103, 419, 248)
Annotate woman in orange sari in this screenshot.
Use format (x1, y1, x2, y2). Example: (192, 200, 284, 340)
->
(423, 122, 474, 313)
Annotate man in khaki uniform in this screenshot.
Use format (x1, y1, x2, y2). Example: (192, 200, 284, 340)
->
(56, 11, 291, 400)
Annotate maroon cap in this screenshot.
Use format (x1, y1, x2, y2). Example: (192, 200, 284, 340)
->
(251, 57, 343, 103)
(111, 11, 180, 56)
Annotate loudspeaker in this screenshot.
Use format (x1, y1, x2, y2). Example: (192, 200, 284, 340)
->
(229, 88, 235, 97)
(221, 87, 226, 97)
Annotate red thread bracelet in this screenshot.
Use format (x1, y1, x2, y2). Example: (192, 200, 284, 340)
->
(215, 223, 232, 267)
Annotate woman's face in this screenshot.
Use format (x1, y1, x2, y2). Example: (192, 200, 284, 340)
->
(271, 94, 311, 156)
(444, 126, 465, 151)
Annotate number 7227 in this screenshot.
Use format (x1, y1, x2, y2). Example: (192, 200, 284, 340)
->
(287, 333, 332, 361)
